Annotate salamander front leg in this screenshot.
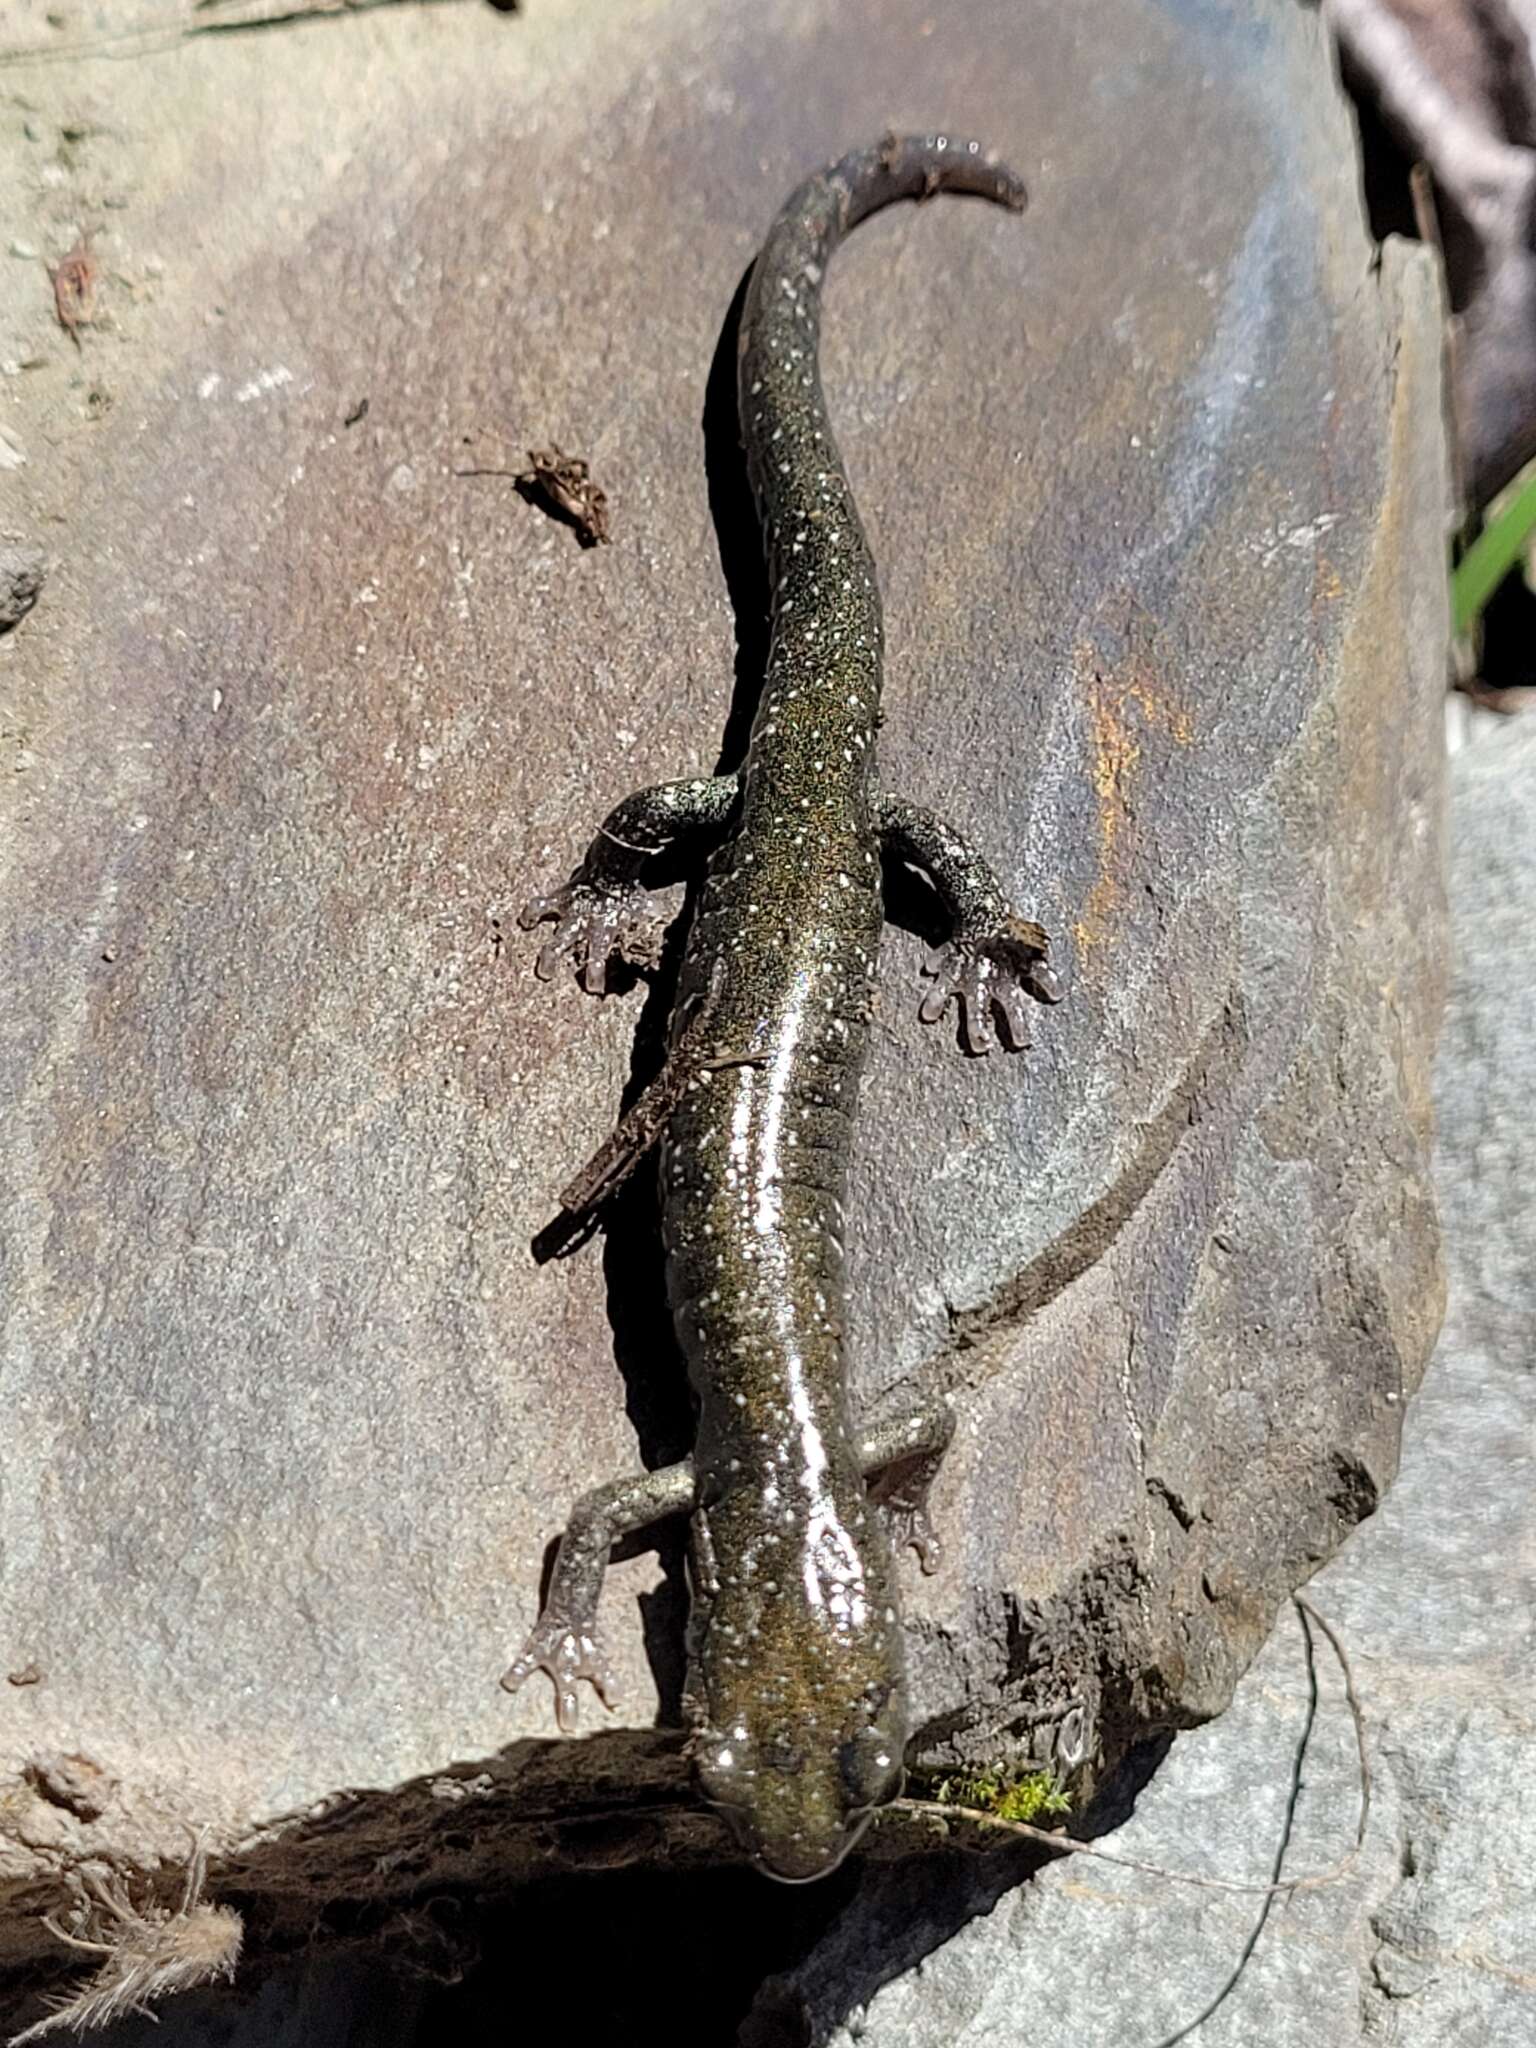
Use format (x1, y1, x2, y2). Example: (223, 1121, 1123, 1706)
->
(502, 1458, 695, 1731)
(861, 1396, 955, 1574)
(877, 794, 1063, 1054)
(522, 774, 739, 994)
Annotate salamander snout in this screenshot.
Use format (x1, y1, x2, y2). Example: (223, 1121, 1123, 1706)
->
(694, 1722, 905, 1884)
(752, 1814, 870, 1885)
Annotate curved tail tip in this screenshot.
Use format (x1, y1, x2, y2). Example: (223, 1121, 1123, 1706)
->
(876, 130, 1028, 211)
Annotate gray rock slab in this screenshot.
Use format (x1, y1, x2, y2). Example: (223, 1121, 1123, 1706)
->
(746, 723, 1536, 2047)
(0, 0, 1447, 1983)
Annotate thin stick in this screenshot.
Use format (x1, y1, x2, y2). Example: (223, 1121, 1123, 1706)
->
(1295, 1594, 1371, 1852)
(0, 0, 469, 69)
(1408, 159, 1467, 519)
(894, 1594, 1371, 1900)
(556, 961, 767, 1214)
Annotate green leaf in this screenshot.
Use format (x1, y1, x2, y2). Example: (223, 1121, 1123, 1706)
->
(1453, 468, 1536, 637)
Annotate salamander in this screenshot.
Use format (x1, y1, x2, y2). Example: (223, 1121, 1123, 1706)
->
(504, 133, 1061, 1883)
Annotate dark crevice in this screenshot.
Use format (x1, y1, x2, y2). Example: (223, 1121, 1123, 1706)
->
(1147, 1475, 1196, 1533)
(1470, 564, 1536, 693)
(1327, 1452, 1381, 1530)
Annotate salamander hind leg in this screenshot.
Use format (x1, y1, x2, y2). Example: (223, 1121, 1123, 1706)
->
(878, 794, 1063, 1055)
(861, 1396, 955, 1574)
(522, 774, 738, 994)
(501, 1458, 694, 1731)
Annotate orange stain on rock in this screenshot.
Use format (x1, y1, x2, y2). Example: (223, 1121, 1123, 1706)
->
(1072, 648, 1193, 960)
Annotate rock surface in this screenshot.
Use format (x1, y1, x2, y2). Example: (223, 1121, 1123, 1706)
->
(0, 0, 1446, 1995)
(18, 719, 1525, 2048)
(736, 717, 1536, 2048)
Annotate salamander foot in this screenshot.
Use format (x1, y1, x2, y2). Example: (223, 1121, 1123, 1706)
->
(863, 1394, 954, 1570)
(885, 1493, 944, 1574)
(501, 1459, 694, 1733)
(501, 1614, 617, 1734)
(520, 879, 664, 995)
(919, 917, 1062, 1055)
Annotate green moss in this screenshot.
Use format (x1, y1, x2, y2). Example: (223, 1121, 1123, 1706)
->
(917, 1765, 1072, 1826)
(993, 1772, 1074, 1824)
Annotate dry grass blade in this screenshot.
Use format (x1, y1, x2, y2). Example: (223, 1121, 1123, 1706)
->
(10, 1842, 242, 2044)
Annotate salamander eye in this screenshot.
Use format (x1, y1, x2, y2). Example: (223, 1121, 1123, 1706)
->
(838, 1732, 904, 1812)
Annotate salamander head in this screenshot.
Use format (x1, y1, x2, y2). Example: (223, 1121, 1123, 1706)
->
(693, 1712, 906, 1883)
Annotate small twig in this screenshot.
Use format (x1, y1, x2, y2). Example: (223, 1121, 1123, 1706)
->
(1408, 159, 1468, 516)
(0, 0, 473, 68)
(895, 1594, 1371, 1900)
(1143, 1600, 1324, 2048)
(553, 964, 761, 1214)
(1294, 1594, 1372, 1854)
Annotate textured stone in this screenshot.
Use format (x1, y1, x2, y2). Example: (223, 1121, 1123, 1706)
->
(742, 721, 1535, 2048)
(0, 0, 1446, 2001)
(0, 547, 45, 634)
